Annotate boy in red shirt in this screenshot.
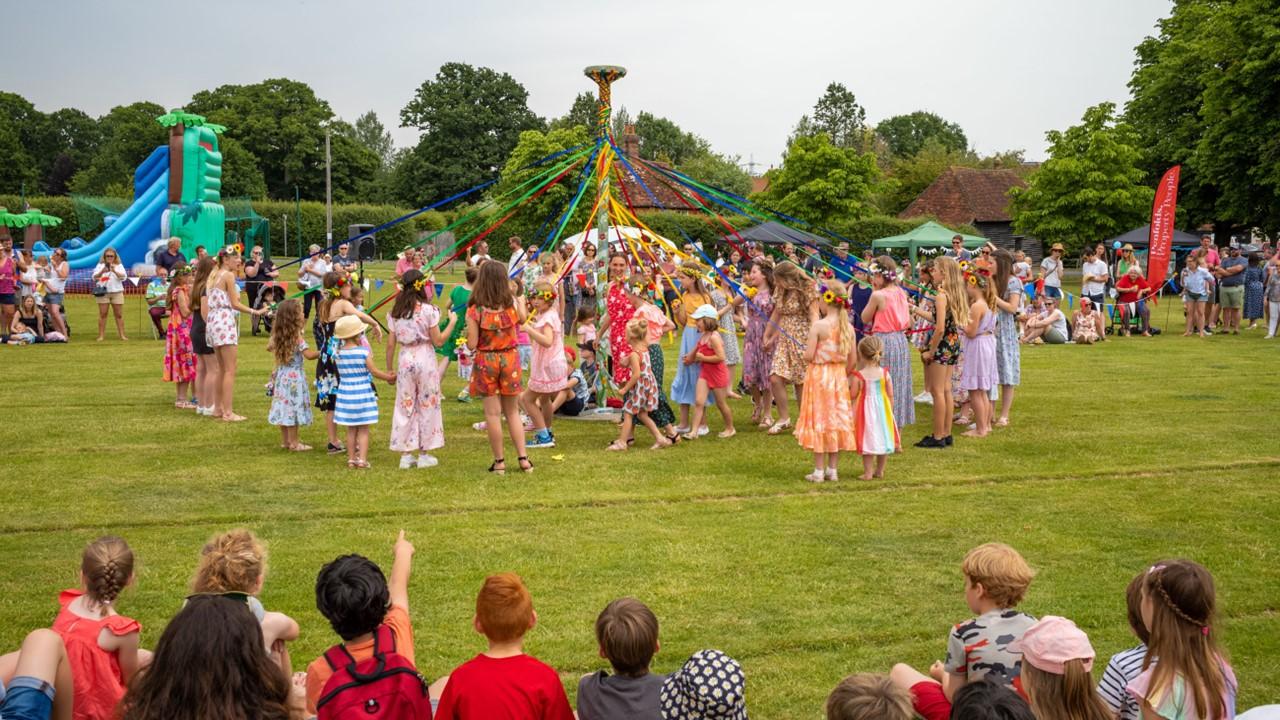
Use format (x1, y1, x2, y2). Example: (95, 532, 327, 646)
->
(434, 573, 573, 720)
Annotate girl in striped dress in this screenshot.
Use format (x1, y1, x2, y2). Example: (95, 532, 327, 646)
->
(851, 335, 900, 480)
(333, 315, 396, 469)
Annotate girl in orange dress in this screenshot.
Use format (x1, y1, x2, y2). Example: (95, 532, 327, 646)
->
(465, 260, 531, 474)
(794, 280, 858, 483)
(52, 536, 149, 720)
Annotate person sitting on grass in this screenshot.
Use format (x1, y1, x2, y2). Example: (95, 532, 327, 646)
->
(659, 649, 748, 720)
(304, 531, 417, 717)
(889, 542, 1037, 720)
(1012, 616, 1112, 720)
(433, 572, 574, 720)
(1021, 297, 1068, 345)
(577, 597, 665, 720)
(826, 674, 913, 720)
(949, 677, 1035, 720)
(1071, 298, 1106, 345)
(0, 629, 74, 720)
(1096, 572, 1150, 720)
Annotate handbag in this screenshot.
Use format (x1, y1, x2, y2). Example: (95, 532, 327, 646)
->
(92, 284, 108, 297)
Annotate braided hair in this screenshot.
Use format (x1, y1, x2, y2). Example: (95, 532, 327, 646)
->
(1140, 560, 1229, 720)
(82, 536, 134, 610)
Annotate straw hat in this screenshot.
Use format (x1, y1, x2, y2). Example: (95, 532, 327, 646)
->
(334, 315, 368, 340)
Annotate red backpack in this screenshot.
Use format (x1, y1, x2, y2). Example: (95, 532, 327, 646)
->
(317, 625, 432, 720)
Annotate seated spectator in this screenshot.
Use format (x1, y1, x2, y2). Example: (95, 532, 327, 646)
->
(659, 649, 747, 720)
(1012, 616, 1111, 720)
(578, 597, 665, 720)
(889, 543, 1037, 720)
(434, 573, 574, 720)
(305, 531, 416, 716)
(1021, 297, 1068, 345)
(117, 595, 297, 720)
(826, 674, 912, 720)
(9, 295, 43, 344)
(950, 677, 1035, 720)
(1115, 267, 1152, 336)
(0, 629, 74, 720)
(553, 346, 589, 417)
(1097, 573, 1149, 720)
(145, 274, 169, 339)
(152, 237, 187, 277)
(1072, 299, 1106, 344)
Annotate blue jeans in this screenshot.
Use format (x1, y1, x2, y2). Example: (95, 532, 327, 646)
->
(0, 676, 55, 720)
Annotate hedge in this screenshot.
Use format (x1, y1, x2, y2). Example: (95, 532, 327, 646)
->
(0, 194, 449, 259)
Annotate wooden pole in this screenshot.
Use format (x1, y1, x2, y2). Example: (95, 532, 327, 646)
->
(325, 131, 333, 245)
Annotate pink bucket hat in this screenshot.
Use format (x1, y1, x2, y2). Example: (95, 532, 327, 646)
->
(1010, 616, 1095, 674)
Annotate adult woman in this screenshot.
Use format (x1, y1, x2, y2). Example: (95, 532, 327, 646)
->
(117, 595, 299, 720)
(860, 256, 915, 428)
(596, 253, 636, 387)
(93, 248, 129, 341)
(1243, 252, 1265, 330)
(990, 250, 1022, 426)
(205, 247, 268, 421)
(0, 243, 18, 338)
(45, 247, 70, 337)
(917, 256, 969, 448)
(577, 240, 600, 309)
(297, 244, 330, 319)
(763, 260, 818, 435)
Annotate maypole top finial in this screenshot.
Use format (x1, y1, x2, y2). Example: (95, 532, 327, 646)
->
(584, 65, 627, 82)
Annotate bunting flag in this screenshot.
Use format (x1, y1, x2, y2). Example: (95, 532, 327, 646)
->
(1147, 165, 1180, 290)
(434, 283, 444, 296)
(127, 276, 139, 286)
(362, 278, 370, 291)
(375, 279, 384, 290)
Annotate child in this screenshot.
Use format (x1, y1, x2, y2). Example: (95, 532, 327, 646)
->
(890, 542, 1036, 720)
(524, 281, 569, 449)
(918, 257, 970, 448)
(1097, 573, 1150, 720)
(53, 536, 148, 720)
(189, 256, 220, 417)
(190, 529, 301, 676)
(434, 573, 574, 720)
(681, 305, 735, 441)
(466, 260, 532, 474)
(764, 260, 817, 435)
(305, 530, 417, 717)
(826, 674, 913, 720)
(578, 598, 664, 720)
(1181, 255, 1214, 337)
(315, 271, 385, 454)
(579, 341, 601, 408)
(670, 267, 713, 435)
(385, 269, 457, 469)
(163, 264, 196, 408)
(794, 282, 858, 482)
(576, 303, 598, 346)
(1013, 251, 1032, 284)
(440, 266, 476, 399)
(551, 346, 588, 417)
(606, 318, 672, 451)
(1126, 560, 1237, 720)
(626, 275, 680, 441)
(349, 285, 370, 348)
(659, 649, 747, 719)
(0, 628, 74, 720)
(708, 271, 742, 390)
(1013, 616, 1111, 720)
(266, 299, 318, 452)
(949, 678, 1035, 720)
(850, 336, 901, 480)
(958, 267, 998, 438)
(512, 277, 534, 372)
(737, 257, 775, 427)
(332, 315, 397, 469)
(144, 273, 168, 338)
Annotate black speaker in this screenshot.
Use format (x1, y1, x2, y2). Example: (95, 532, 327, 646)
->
(347, 224, 376, 260)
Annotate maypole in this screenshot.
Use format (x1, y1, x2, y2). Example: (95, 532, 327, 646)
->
(584, 65, 626, 252)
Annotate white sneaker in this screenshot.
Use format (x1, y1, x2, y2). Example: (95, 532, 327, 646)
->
(416, 454, 439, 468)
(914, 391, 933, 405)
(399, 454, 415, 470)
(825, 468, 839, 482)
(696, 426, 709, 437)
(1266, 334, 1275, 339)
(471, 421, 487, 431)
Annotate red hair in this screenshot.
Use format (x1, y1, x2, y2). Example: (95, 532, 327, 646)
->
(476, 573, 533, 642)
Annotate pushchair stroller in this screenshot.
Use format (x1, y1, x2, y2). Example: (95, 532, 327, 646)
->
(253, 283, 288, 335)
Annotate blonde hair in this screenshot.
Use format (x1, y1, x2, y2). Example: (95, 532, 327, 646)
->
(1022, 661, 1112, 720)
(933, 257, 971, 327)
(192, 529, 265, 594)
(857, 335, 884, 365)
(625, 317, 648, 344)
(961, 543, 1034, 608)
(773, 260, 814, 308)
(82, 536, 134, 608)
(826, 674, 913, 720)
(821, 279, 853, 355)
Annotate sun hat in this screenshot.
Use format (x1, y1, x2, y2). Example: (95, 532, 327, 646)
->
(1051, 243, 1065, 251)
(659, 649, 747, 720)
(334, 315, 368, 340)
(1122, 243, 1135, 251)
(1009, 616, 1095, 675)
(690, 304, 718, 321)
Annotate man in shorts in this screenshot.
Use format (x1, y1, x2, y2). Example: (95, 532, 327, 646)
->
(1215, 245, 1247, 334)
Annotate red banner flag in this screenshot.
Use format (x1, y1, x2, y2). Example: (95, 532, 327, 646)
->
(1147, 165, 1180, 290)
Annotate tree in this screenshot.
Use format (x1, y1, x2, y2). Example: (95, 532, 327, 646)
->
(876, 111, 968, 158)
(70, 101, 167, 196)
(1009, 103, 1153, 253)
(677, 152, 752, 197)
(611, 105, 631, 139)
(788, 82, 868, 152)
(550, 92, 598, 132)
(877, 138, 978, 215)
(633, 112, 709, 165)
(327, 124, 382, 204)
(757, 133, 880, 226)
(349, 111, 395, 168)
(489, 126, 593, 248)
(0, 120, 36, 195)
(396, 62, 544, 206)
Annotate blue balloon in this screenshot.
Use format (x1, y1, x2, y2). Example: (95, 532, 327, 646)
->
(1112, 240, 1122, 249)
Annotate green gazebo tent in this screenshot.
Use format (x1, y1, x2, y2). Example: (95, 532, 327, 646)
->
(871, 221, 986, 266)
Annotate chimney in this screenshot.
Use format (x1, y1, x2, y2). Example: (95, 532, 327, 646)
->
(622, 123, 640, 157)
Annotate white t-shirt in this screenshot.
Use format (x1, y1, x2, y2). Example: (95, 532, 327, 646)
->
(1014, 261, 1031, 282)
(507, 249, 527, 273)
(1082, 259, 1109, 295)
(1041, 257, 1063, 288)
(300, 257, 331, 288)
(469, 253, 492, 267)
(1048, 309, 1068, 337)
(44, 263, 67, 294)
(93, 263, 126, 293)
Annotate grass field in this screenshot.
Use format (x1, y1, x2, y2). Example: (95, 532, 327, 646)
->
(3, 262, 1278, 718)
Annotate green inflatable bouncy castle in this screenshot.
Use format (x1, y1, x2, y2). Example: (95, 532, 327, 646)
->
(157, 110, 226, 257)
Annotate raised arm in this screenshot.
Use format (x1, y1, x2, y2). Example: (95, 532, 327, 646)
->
(389, 530, 414, 611)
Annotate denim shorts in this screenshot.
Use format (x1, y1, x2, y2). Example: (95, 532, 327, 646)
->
(518, 344, 532, 371)
(0, 675, 55, 720)
(0, 292, 15, 306)
(44, 293, 63, 306)
(1186, 291, 1208, 302)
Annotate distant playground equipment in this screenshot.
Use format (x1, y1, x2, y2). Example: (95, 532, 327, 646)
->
(0, 207, 64, 254)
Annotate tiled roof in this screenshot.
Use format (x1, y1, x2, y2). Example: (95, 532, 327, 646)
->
(899, 167, 1026, 224)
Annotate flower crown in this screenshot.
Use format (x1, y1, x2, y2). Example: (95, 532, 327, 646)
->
(866, 261, 899, 283)
(527, 287, 556, 302)
(326, 275, 348, 297)
(818, 284, 849, 309)
(816, 266, 835, 280)
(221, 242, 244, 257)
(678, 264, 706, 279)
(409, 276, 428, 292)
(964, 267, 992, 288)
(172, 264, 193, 277)
(628, 279, 657, 296)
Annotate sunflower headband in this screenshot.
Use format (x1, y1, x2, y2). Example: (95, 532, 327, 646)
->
(221, 242, 244, 257)
(964, 268, 992, 288)
(410, 277, 428, 292)
(678, 264, 706, 279)
(818, 284, 849, 309)
(327, 275, 349, 297)
(527, 287, 556, 302)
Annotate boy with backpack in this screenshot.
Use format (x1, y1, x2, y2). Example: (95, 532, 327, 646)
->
(305, 530, 430, 718)
(433, 573, 573, 720)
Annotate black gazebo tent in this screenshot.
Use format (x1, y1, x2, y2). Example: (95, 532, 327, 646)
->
(726, 221, 830, 249)
(1105, 224, 1202, 249)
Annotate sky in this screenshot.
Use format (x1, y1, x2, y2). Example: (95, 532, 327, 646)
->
(3, 0, 1171, 171)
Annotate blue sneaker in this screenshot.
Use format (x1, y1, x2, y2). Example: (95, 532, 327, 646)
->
(527, 430, 555, 449)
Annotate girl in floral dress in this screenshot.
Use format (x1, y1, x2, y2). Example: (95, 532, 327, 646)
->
(794, 280, 858, 483)
(764, 260, 817, 435)
(386, 270, 457, 470)
(606, 318, 672, 451)
(917, 257, 969, 448)
(466, 260, 532, 474)
(267, 299, 318, 451)
(163, 264, 196, 408)
(736, 258, 775, 426)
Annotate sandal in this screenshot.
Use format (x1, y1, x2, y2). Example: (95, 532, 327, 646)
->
(518, 456, 533, 473)
(767, 420, 791, 435)
(606, 441, 629, 451)
(758, 416, 774, 429)
(488, 458, 506, 475)
(717, 429, 737, 439)
(290, 443, 313, 452)
(650, 438, 673, 450)
(221, 413, 246, 422)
